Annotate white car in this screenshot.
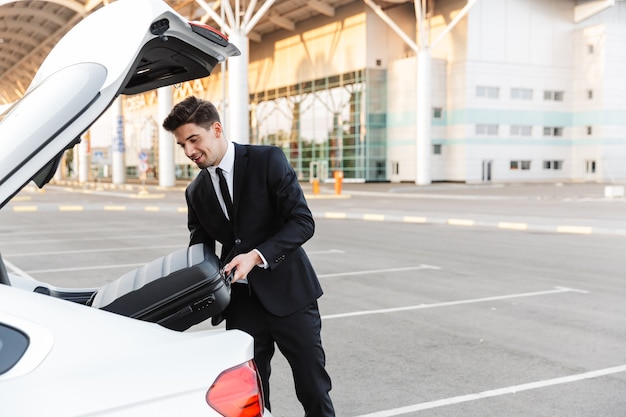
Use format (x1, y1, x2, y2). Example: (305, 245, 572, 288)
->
(0, 1, 271, 416)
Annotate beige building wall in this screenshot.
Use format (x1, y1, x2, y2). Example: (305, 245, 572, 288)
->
(88, 0, 626, 184)
(248, 2, 368, 92)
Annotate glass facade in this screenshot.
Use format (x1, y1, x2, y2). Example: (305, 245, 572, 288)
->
(250, 68, 387, 182)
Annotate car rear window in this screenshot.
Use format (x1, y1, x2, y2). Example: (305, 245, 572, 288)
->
(0, 324, 29, 375)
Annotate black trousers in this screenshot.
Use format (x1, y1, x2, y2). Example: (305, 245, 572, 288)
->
(225, 284, 335, 417)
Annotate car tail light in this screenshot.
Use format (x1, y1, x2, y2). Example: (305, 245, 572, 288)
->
(189, 21, 229, 47)
(206, 360, 264, 417)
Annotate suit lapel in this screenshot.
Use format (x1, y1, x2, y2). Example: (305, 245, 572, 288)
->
(199, 169, 229, 223)
(232, 143, 248, 221)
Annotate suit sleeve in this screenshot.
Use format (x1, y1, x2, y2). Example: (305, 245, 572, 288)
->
(186, 187, 216, 253)
(255, 147, 314, 270)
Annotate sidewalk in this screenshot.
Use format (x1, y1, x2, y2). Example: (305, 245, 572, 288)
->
(302, 181, 626, 238)
(51, 178, 189, 193)
(51, 178, 626, 200)
(335, 181, 626, 200)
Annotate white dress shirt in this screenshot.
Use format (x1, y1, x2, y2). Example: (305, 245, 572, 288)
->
(208, 141, 235, 220)
(207, 142, 268, 274)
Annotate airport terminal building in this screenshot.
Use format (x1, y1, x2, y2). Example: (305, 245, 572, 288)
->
(80, 0, 626, 184)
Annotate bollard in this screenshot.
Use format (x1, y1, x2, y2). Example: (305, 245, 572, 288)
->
(333, 171, 343, 195)
(312, 178, 320, 195)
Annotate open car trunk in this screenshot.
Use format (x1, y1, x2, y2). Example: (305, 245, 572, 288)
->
(0, 0, 240, 330)
(0, 0, 239, 209)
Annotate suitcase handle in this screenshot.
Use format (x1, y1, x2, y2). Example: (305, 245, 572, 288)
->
(221, 266, 235, 288)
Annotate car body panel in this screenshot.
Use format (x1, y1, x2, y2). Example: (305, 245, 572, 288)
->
(0, 63, 107, 206)
(0, 283, 257, 416)
(0, 1, 273, 415)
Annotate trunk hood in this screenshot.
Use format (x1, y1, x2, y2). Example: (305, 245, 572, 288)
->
(0, 0, 240, 208)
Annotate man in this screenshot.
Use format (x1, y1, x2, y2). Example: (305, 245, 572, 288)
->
(162, 96, 335, 417)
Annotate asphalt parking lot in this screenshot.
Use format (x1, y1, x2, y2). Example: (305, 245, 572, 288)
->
(2, 180, 626, 416)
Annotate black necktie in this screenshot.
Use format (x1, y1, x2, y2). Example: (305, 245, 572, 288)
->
(216, 167, 234, 221)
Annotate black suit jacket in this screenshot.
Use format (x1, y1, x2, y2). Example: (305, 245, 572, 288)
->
(185, 143, 323, 317)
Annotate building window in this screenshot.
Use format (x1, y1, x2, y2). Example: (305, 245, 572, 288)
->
(544, 90, 565, 101)
(391, 161, 399, 175)
(587, 126, 593, 135)
(511, 88, 533, 100)
(543, 126, 563, 137)
(476, 124, 499, 135)
(586, 160, 596, 174)
(510, 160, 531, 170)
(554, 91, 564, 101)
(249, 70, 384, 181)
(587, 90, 593, 100)
(511, 125, 532, 136)
(543, 160, 563, 170)
(432, 107, 443, 119)
(433, 144, 442, 155)
(588, 44, 594, 54)
(476, 86, 499, 99)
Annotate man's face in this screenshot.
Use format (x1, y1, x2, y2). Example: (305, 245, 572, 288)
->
(174, 122, 225, 169)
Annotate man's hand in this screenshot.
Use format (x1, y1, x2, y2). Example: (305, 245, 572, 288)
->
(225, 251, 262, 283)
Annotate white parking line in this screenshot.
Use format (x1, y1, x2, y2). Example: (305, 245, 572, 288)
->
(353, 364, 626, 417)
(3, 259, 30, 278)
(319, 265, 441, 279)
(307, 249, 346, 255)
(321, 287, 587, 320)
(19, 249, 345, 274)
(12, 248, 344, 273)
(4, 232, 183, 245)
(5, 244, 181, 257)
(24, 263, 145, 274)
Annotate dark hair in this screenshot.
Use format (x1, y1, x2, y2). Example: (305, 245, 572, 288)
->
(162, 96, 221, 132)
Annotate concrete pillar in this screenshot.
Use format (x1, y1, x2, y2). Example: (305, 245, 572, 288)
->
(54, 162, 62, 181)
(111, 97, 126, 185)
(416, 48, 431, 185)
(158, 86, 175, 187)
(227, 30, 249, 144)
(290, 101, 302, 177)
(78, 132, 89, 183)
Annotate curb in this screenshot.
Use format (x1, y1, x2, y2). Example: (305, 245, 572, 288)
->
(6, 201, 626, 237)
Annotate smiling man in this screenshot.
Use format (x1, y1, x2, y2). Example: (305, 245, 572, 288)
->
(162, 96, 335, 417)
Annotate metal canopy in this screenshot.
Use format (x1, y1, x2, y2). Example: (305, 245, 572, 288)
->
(0, 0, 362, 105)
(0, 0, 609, 105)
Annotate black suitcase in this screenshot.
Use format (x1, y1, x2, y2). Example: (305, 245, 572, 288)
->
(90, 243, 231, 331)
